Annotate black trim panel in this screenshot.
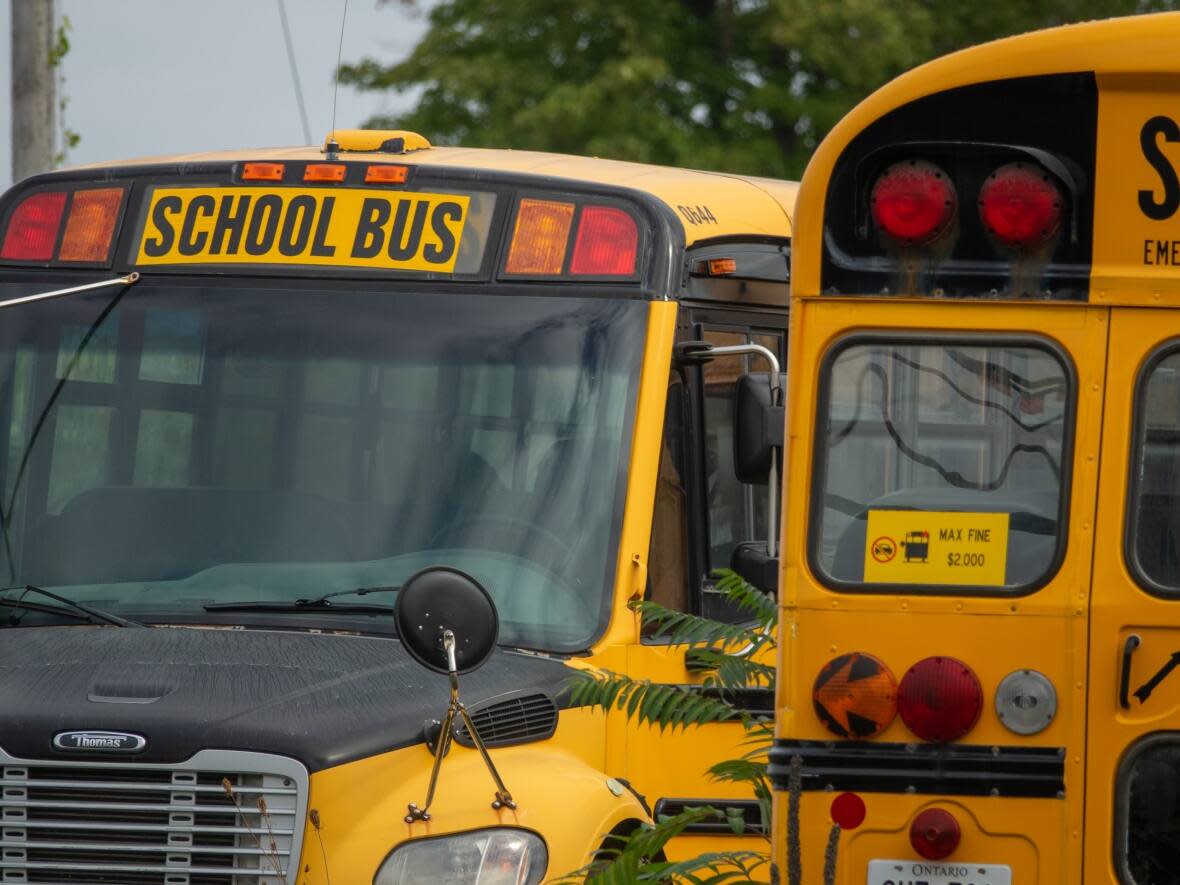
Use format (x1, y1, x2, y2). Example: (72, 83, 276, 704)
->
(769, 739, 1065, 799)
(652, 797, 764, 835)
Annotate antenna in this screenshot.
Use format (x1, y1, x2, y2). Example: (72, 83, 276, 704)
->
(327, 0, 351, 157)
(276, 0, 312, 144)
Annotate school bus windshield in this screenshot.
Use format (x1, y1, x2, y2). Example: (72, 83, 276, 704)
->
(0, 279, 646, 652)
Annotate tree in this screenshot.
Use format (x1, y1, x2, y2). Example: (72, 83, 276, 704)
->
(339, 0, 1174, 178)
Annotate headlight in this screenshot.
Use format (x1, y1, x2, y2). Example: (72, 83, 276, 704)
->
(374, 828, 547, 885)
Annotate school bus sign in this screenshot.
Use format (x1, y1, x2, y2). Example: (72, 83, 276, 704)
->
(136, 186, 470, 272)
(863, 510, 1010, 586)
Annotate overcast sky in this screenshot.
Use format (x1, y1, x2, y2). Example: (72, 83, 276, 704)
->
(0, 0, 427, 188)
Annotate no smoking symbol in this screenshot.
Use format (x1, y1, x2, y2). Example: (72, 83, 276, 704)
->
(871, 536, 897, 563)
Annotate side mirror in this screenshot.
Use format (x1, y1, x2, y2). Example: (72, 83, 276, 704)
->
(733, 372, 786, 485)
(395, 566, 499, 675)
(731, 541, 778, 593)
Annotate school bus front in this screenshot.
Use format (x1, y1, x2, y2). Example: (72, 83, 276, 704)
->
(0, 138, 795, 881)
(772, 12, 1180, 885)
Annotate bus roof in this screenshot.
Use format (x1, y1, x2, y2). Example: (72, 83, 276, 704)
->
(794, 11, 1180, 304)
(69, 144, 797, 247)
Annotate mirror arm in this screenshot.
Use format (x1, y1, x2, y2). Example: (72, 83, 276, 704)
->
(701, 343, 782, 559)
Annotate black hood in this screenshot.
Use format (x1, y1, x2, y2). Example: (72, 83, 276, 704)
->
(0, 626, 571, 771)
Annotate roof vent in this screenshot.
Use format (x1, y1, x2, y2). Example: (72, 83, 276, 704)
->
(454, 693, 558, 749)
(323, 129, 431, 155)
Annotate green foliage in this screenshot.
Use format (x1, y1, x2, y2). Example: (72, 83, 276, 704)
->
(562, 570, 775, 882)
(341, 0, 1175, 177)
(50, 16, 80, 167)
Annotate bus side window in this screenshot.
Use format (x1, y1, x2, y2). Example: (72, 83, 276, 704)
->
(699, 326, 784, 618)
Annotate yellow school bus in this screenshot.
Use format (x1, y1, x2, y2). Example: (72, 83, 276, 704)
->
(771, 11, 1180, 885)
(0, 131, 794, 882)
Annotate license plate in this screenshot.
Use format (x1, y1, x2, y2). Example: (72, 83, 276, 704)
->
(868, 859, 1012, 885)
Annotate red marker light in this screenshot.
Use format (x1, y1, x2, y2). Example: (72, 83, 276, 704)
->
(897, 656, 982, 742)
(979, 162, 1062, 248)
(570, 205, 639, 276)
(910, 808, 961, 860)
(830, 792, 866, 830)
(1, 191, 67, 261)
(871, 160, 956, 245)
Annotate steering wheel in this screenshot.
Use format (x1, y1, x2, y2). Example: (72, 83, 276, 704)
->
(427, 514, 595, 623)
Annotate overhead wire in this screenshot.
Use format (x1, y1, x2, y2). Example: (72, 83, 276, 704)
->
(276, 0, 313, 145)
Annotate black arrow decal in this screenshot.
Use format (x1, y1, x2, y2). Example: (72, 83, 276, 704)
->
(1134, 651, 1180, 704)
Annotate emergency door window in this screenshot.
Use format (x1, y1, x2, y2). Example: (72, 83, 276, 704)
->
(1116, 737, 1180, 884)
(1128, 347, 1180, 594)
(811, 338, 1071, 592)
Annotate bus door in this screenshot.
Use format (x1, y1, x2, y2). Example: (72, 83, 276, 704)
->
(1086, 309, 1180, 883)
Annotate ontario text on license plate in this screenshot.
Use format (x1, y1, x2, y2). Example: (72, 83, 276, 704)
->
(868, 859, 1012, 885)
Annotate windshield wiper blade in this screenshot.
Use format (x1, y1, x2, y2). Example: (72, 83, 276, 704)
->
(0, 273, 140, 312)
(0, 585, 142, 627)
(204, 587, 400, 616)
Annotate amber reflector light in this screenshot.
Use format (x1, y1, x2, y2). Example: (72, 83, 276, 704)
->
(242, 162, 285, 182)
(708, 258, 737, 275)
(505, 199, 574, 274)
(812, 652, 898, 739)
(365, 165, 409, 184)
(304, 163, 346, 183)
(897, 656, 983, 742)
(570, 205, 639, 275)
(59, 188, 124, 262)
(910, 808, 961, 860)
(1, 191, 67, 261)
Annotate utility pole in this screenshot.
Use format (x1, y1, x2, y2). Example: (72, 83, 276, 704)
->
(11, 0, 56, 183)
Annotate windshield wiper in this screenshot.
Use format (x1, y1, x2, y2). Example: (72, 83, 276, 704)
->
(203, 586, 400, 615)
(0, 273, 139, 312)
(0, 585, 142, 627)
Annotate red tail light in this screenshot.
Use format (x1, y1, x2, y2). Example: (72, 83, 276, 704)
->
(2, 191, 68, 261)
(570, 206, 638, 276)
(897, 656, 982, 742)
(979, 162, 1062, 248)
(910, 808, 961, 860)
(870, 160, 956, 245)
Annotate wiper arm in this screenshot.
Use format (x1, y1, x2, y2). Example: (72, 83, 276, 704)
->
(1, 585, 142, 627)
(0, 273, 139, 311)
(203, 586, 400, 615)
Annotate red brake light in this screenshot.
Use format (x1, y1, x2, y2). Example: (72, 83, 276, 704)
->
(979, 162, 1062, 248)
(871, 160, 956, 245)
(897, 656, 982, 742)
(1, 191, 68, 261)
(570, 206, 638, 276)
(910, 808, 961, 860)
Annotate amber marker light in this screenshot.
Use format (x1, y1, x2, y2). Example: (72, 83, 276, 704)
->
(59, 188, 124, 263)
(812, 652, 898, 739)
(708, 258, 737, 275)
(304, 164, 346, 183)
(505, 199, 575, 275)
(242, 162, 285, 182)
(365, 165, 409, 184)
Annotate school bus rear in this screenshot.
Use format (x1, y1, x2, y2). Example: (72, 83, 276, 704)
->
(772, 12, 1180, 885)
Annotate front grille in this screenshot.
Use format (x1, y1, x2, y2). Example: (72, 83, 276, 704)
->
(454, 693, 558, 749)
(0, 749, 307, 884)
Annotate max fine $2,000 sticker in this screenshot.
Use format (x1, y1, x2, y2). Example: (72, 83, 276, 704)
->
(863, 510, 1009, 586)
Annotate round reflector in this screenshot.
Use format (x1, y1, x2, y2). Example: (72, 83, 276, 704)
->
(830, 792, 866, 830)
(995, 669, 1057, 736)
(870, 160, 956, 245)
(978, 162, 1062, 248)
(910, 808, 961, 860)
(897, 656, 982, 742)
(812, 652, 898, 739)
